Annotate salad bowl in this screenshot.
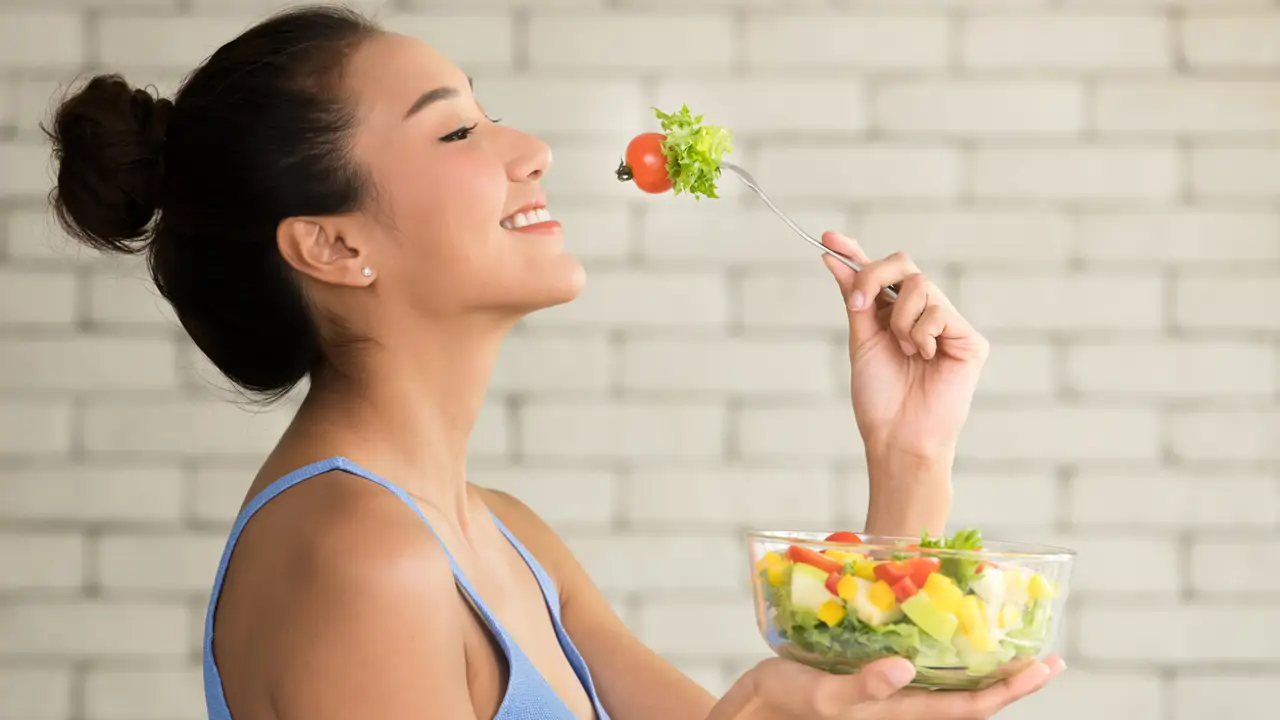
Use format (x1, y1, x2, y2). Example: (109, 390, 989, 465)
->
(747, 529, 1074, 691)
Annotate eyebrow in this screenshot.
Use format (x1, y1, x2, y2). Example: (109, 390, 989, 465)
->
(403, 76, 474, 120)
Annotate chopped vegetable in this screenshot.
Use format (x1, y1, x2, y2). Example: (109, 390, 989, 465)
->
(615, 105, 733, 200)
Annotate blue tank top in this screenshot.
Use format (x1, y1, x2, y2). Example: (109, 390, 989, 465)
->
(202, 456, 612, 720)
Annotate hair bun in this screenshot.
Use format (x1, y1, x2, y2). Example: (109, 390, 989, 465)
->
(46, 74, 174, 254)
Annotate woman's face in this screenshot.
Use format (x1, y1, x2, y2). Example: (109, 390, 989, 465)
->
(340, 32, 584, 324)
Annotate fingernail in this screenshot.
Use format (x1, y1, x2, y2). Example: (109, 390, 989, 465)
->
(899, 340, 915, 356)
(849, 290, 866, 311)
(884, 660, 916, 688)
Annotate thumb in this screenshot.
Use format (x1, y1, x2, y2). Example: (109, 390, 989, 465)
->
(813, 658, 916, 715)
(820, 231, 882, 347)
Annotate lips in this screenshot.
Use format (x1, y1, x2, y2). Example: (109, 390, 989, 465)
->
(500, 205, 554, 230)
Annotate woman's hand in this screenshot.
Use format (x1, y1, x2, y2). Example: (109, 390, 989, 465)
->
(709, 655, 1064, 720)
(820, 232, 990, 536)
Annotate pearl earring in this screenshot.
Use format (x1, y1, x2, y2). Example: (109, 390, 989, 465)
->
(361, 267, 373, 278)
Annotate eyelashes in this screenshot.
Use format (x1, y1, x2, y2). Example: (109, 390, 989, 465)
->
(438, 115, 502, 143)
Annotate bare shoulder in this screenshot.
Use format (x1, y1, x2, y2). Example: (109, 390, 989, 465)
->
(476, 487, 592, 604)
(223, 470, 476, 719)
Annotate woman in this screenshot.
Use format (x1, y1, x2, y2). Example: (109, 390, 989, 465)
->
(45, 6, 1062, 720)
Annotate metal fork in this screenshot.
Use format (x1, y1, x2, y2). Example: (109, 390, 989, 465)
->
(720, 161, 899, 302)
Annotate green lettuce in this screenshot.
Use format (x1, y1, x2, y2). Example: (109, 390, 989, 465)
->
(652, 105, 733, 200)
(919, 527, 985, 592)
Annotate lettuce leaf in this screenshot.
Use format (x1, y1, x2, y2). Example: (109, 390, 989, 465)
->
(652, 105, 733, 200)
(919, 527, 985, 592)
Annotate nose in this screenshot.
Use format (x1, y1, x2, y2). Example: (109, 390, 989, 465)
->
(507, 129, 551, 182)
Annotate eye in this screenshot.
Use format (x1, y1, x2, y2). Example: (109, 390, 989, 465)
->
(439, 122, 479, 142)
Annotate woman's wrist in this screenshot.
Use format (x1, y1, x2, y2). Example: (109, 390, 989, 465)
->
(863, 447, 954, 538)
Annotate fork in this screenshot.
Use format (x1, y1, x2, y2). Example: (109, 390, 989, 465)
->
(720, 161, 899, 302)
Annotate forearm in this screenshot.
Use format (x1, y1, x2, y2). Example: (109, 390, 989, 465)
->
(863, 449, 953, 538)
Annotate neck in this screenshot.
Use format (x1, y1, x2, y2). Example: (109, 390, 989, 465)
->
(296, 313, 511, 526)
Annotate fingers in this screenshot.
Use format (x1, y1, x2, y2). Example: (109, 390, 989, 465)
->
(848, 251, 919, 313)
(812, 657, 916, 714)
(745, 657, 915, 719)
(940, 659, 1061, 720)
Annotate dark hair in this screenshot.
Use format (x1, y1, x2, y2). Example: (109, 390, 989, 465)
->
(45, 5, 380, 401)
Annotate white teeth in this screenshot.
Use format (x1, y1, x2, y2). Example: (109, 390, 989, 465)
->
(501, 207, 552, 230)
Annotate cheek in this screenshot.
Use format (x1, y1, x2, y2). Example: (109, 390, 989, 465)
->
(389, 149, 507, 262)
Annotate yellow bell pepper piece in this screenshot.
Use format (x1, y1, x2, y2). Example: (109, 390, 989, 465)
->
(755, 552, 789, 585)
(853, 560, 879, 582)
(824, 550, 866, 565)
(868, 580, 896, 611)
(922, 573, 964, 615)
(817, 599, 847, 627)
(999, 604, 1022, 630)
(957, 595, 985, 635)
(1029, 573, 1057, 600)
(836, 574, 859, 602)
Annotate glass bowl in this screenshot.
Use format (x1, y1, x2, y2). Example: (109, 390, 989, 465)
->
(747, 529, 1075, 691)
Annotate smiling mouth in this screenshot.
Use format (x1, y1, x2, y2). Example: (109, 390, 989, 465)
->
(500, 206, 555, 230)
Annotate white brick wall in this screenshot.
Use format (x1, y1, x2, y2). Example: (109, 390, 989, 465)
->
(1, 1, 1277, 718)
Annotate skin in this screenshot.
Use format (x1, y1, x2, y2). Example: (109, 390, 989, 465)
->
(209, 30, 1063, 720)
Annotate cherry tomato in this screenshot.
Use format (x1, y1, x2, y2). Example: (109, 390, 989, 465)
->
(826, 571, 843, 597)
(619, 132, 671, 194)
(891, 576, 920, 602)
(904, 556, 941, 587)
(824, 531, 863, 545)
(786, 545, 844, 574)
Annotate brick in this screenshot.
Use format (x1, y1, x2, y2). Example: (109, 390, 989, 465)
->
(855, 212, 1073, 273)
(1182, 17, 1280, 70)
(947, 471, 1059, 529)
(554, 204, 630, 261)
(97, 17, 252, 68)
(0, 601, 189, 658)
(0, 401, 72, 458)
(1176, 274, 1280, 331)
(520, 401, 726, 462)
(0, 80, 13, 129)
(490, 334, 612, 394)
(563, 532, 744, 593)
(6, 208, 89, 262)
(961, 15, 1171, 71)
(744, 16, 948, 70)
(973, 342, 1058, 398)
(1170, 410, 1280, 461)
(624, 467, 838, 529)
(1174, 675, 1280, 720)
(6, 0, 175, 7)
(1095, 81, 1280, 135)
(0, 143, 52, 195)
(1070, 470, 1279, 529)
(471, 401, 509, 458)
(407, 0, 604, 7)
(96, 533, 225, 592)
(0, 464, 184, 524)
(971, 146, 1180, 202)
(642, 206, 849, 267)
(0, 12, 84, 69)
(472, 78, 642, 134)
(1065, 341, 1276, 398)
(620, 337, 835, 396)
(1078, 211, 1280, 266)
(876, 81, 1083, 138)
(654, 79, 867, 133)
(84, 667, 203, 720)
(739, 271, 849, 332)
(756, 145, 963, 201)
(470, 466, 617, 529)
(83, 399, 294, 456)
(189, 466, 250, 525)
(0, 533, 84, 591)
(736, 401, 865, 461)
(190, 0, 381, 12)
(1191, 540, 1280, 596)
(523, 270, 728, 329)
(1191, 146, 1280, 199)
(959, 406, 1162, 461)
(529, 16, 734, 70)
(0, 337, 180, 391)
(14, 79, 63, 142)
(638, 598, 762, 655)
(956, 272, 1165, 332)
(0, 269, 76, 326)
(88, 261, 179, 327)
(996, 670, 1162, 720)
(0, 666, 72, 720)
(1039, 533, 1180, 598)
(1079, 604, 1280, 662)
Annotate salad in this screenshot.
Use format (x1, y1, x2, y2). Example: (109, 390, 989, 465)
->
(754, 528, 1061, 689)
(615, 105, 733, 200)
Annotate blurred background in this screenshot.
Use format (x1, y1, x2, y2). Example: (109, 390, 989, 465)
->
(2, 0, 1278, 718)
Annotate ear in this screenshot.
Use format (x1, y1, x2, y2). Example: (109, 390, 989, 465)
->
(276, 217, 374, 287)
